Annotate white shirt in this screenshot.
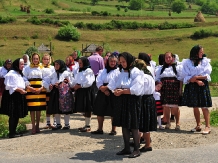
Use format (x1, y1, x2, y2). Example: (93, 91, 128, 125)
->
(143, 73, 155, 95)
(0, 67, 9, 78)
(153, 91, 161, 101)
(73, 68, 95, 88)
(96, 68, 120, 89)
(4, 70, 25, 95)
(182, 57, 212, 84)
(23, 66, 43, 86)
(108, 67, 144, 96)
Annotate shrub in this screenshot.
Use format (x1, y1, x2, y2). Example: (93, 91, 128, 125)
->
(69, 7, 81, 11)
(201, 3, 218, 15)
(74, 22, 86, 28)
(191, 29, 213, 39)
(52, 0, 58, 6)
(117, 5, 121, 11)
(31, 33, 39, 39)
(57, 24, 80, 41)
(25, 46, 39, 58)
(27, 16, 42, 25)
(129, 0, 145, 10)
(124, 7, 128, 12)
(91, 10, 100, 15)
(0, 16, 16, 24)
(44, 8, 55, 14)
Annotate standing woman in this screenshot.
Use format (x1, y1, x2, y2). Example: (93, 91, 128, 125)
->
(182, 45, 212, 134)
(41, 53, 56, 129)
(45, 60, 74, 130)
(0, 58, 28, 138)
(22, 54, 30, 68)
(138, 53, 155, 77)
(155, 52, 183, 130)
(23, 53, 47, 134)
(73, 57, 95, 132)
(92, 55, 120, 135)
(66, 55, 79, 77)
(108, 52, 144, 158)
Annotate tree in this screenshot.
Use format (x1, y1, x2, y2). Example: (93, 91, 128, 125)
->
(129, 0, 145, 10)
(91, 0, 99, 5)
(171, 0, 186, 14)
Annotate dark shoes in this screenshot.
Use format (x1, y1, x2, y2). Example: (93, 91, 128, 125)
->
(8, 133, 23, 139)
(52, 124, 62, 130)
(78, 126, 91, 132)
(139, 147, 152, 152)
(128, 151, 140, 158)
(91, 129, 103, 134)
(116, 149, 131, 155)
(62, 125, 70, 130)
(109, 130, 117, 135)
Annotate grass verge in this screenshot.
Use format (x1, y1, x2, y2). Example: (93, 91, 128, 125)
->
(210, 109, 218, 126)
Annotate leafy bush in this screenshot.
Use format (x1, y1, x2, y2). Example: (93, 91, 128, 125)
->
(27, 16, 42, 25)
(74, 22, 86, 28)
(117, 5, 121, 11)
(129, 0, 145, 10)
(0, 16, 16, 24)
(195, 0, 204, 6)
(25, 46, 39, 58)
(44, 8, 55, 14)
(124, 7, 128, 12)
(191, 29, 213, 39)
(171, 0, 186, 14)
(91, 10, 100, 15)
(69, 7, 81, 11)
(57, 24, 80, 41)
(201, 2, 218, 15)
(52, 0, 58, 6)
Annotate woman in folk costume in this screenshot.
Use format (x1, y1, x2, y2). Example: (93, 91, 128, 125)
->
(91, 54, 120, 135)
(107, 52, 144, 158)
(73, 57, 95, 132)
(182, 45, 212, 134)
(23, 53, 47, 134)
(0, 58, 28, 138)
(22, 54, 30, 68)
(155, 52, 183, 130)
(45, 60, 74, 130)
(66, 55, 79, 77)
(41, 53, 56, 129)
(132, 59, 157, 153)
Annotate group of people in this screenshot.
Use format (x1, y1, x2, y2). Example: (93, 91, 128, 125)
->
(0, 45, 212, 158)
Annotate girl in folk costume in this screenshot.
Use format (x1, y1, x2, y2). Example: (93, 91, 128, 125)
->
(91, 55, 120, 135)
(155, 52, 183, 130)
(73, 57, 95, 132)
(108, 52, 144, 158)
(0, 58, 28, 138)
(41, 53, 56, 129)
(23, 53, 47, 134)
(0, 59, 12, 107)
(22, 54, 30, 68)
(66, 55, 79, 77)
(132, 59, 156, 153)
(138, 53, 155, 78)
(45, 60, 74, 130)
(182, 45, 212, 134)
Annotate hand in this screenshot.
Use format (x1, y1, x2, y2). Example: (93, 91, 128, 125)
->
(28, 86, 36, 93)
(100, 86, 107, 93)
(54, 82, 59, 88)
(73, 84, 81, 91)
(104, 90, 110, 96)
(34, 87, 43, 94)
(196, 80, 204, 86)
(114, 89, 123, 96)
(189, 76, 196, 83)
(20, 89, 27, 94)
(49, 84, 53, 90)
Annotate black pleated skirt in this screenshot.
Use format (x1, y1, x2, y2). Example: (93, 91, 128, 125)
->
(182, 80, 212, 107)
(74, 86, 95, 113)
(0, 90, 28, 118)
(0, 78, 5, 96)
(47, 87, 73, 114)
(112, 94, 141, 129)
(93, 90, 114, 116)
(139, 95, 157, 132)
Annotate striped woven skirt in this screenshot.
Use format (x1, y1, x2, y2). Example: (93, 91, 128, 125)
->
(26, 79, 46, 111)
(156, 100, 163, 116)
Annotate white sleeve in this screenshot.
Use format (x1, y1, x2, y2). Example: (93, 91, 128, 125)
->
(4, 75, 18, 95)
(22, 66, 30, 86)
(201, 58, 212, 81)
(66, 72, 75, 87)
(130, 71, 144, 96)
(176, 64, 183, 81)
(96, 69, 104, 89)
(155, 66, 161, 82)
(81, 69, 95, 88)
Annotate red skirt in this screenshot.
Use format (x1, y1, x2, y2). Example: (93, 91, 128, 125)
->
(156, 100, 163, 116)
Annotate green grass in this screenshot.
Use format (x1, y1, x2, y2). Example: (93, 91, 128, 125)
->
(210, 109, 218, 126)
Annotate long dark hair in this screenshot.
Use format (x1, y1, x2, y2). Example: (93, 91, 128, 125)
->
(160, 52, 177, 75)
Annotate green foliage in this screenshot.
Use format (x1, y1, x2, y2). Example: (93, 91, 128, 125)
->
(91, 0, 99, 5)
(25, 46, 39, 58)
(129, 0, 145, 10)
(31, 33, 39, 39)
(117, 5, 121, 11)
(211, 61, 218, 83)
(51, 0, 58, 6)
(191, 29, 213, 39)
(210, 109, 218, 126)
(44, 8, 55, 14)
(0, 122, 9, 138)
(91, 10, 111, 16)
(57, 24, 80, 41)
(69, 7, 81, 11)
(0, 15, 16, 24)
(0, 60, 4, 66)
(124, 7, 128, 12)
(201, 2, 218, 15)
(171, 0, 186, 14)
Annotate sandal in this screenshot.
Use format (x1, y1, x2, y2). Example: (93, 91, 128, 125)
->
(175, 125, 180, 131)
(165, 123, 171, 129)
(202, 127, 211, 135)
(159, 126, 165, 130)
(191, 126, 201, 132)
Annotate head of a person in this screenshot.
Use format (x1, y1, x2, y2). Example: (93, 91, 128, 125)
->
(164, 52, 174, 65)
(42, 53, 51, 66)
(72, 51, 78, 60)
(65, 56, 70, 66)
(118, 52, 135, 70)
(96, 46, 104, 56)
(54, 60, 66, 72)
(103, 52, 111, 66)
(132, 59, 146, 70)
(190, 45, 203, 60)
(12, 58, 24, 75)
(138, 52, 151, 66)
(78, 57, 90, 69)
(158, 54, 165, 65)
(4, 59, 12, 70)
(148, 53, 152, 60)
(155, 81, 162, 92)
(31, 53, 40, 65)
(23, 54, 30, 64)
(172, 54, 180, 63)
(107, 55, 118, 68)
